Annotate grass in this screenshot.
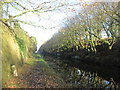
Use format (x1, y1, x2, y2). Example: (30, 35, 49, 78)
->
(26, 56, 52, 73)
(1, 23, 22, 84)
(1, 20, 64, 86)
(37, 57, 66, 87)
(1, 22, 36, 85)
(25, 54, 61, 77)
(25, 58, 35, 65)
(39, 58, 50, 68)
(25, 54, 50, 69)
(15, 34, 27, 57)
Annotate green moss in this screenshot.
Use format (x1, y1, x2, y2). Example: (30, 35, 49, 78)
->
(25, 58, 35, 65)
(1, 23, 21, 84)
(15, 35, 27, 56)
(14, 23, 28, 57)
(33, 53, 41, 58)
(1, 22, 37, 86)
(31, 36, 37, 45)
(39, 58, 49, 68)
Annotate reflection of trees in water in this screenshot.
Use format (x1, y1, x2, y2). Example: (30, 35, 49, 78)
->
(53, 60, 118, 88)
(62, 67, 118, 88)
(45, 56, 119, 88)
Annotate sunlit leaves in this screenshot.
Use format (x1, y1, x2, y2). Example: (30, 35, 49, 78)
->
(82, 3, 89, 7)
(40, 2, 119, 53)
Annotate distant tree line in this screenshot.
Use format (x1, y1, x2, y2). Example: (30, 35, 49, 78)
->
(40, 2, 120, 54)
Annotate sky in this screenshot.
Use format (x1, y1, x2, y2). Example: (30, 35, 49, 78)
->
(20, 11, 73, 50)
(13, 0, 116, 50)
(3, 0, 84, 51)
(17, 0, 82, 51)
(20, 12, 65, 50)
(4, 0, 117, 51)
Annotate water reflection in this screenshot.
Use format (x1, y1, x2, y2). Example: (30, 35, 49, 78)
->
(63, 67, 116, 88)
(44, 56, 120, 88)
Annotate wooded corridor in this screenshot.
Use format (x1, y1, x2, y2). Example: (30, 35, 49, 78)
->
(0, 0, 120, 89)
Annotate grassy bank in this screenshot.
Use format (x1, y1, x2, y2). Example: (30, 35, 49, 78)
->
(1, 21, 37, 86)
(3, 54, 66, 88)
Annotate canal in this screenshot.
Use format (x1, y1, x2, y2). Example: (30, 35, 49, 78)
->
(43, 56, 120, 88)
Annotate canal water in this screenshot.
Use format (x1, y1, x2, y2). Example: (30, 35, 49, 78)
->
(44, 56, 120, 88)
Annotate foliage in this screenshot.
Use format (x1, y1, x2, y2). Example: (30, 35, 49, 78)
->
(15, 35, 27, 56)
(1, 22, 21, 84)
(25, 58, 35, 65)
(1, 21, 37, 85)
(40, 2, 120, 54)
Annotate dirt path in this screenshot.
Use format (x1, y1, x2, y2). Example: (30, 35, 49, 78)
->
(4, 59, 65, 88)
(18, 61, 46, 88)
